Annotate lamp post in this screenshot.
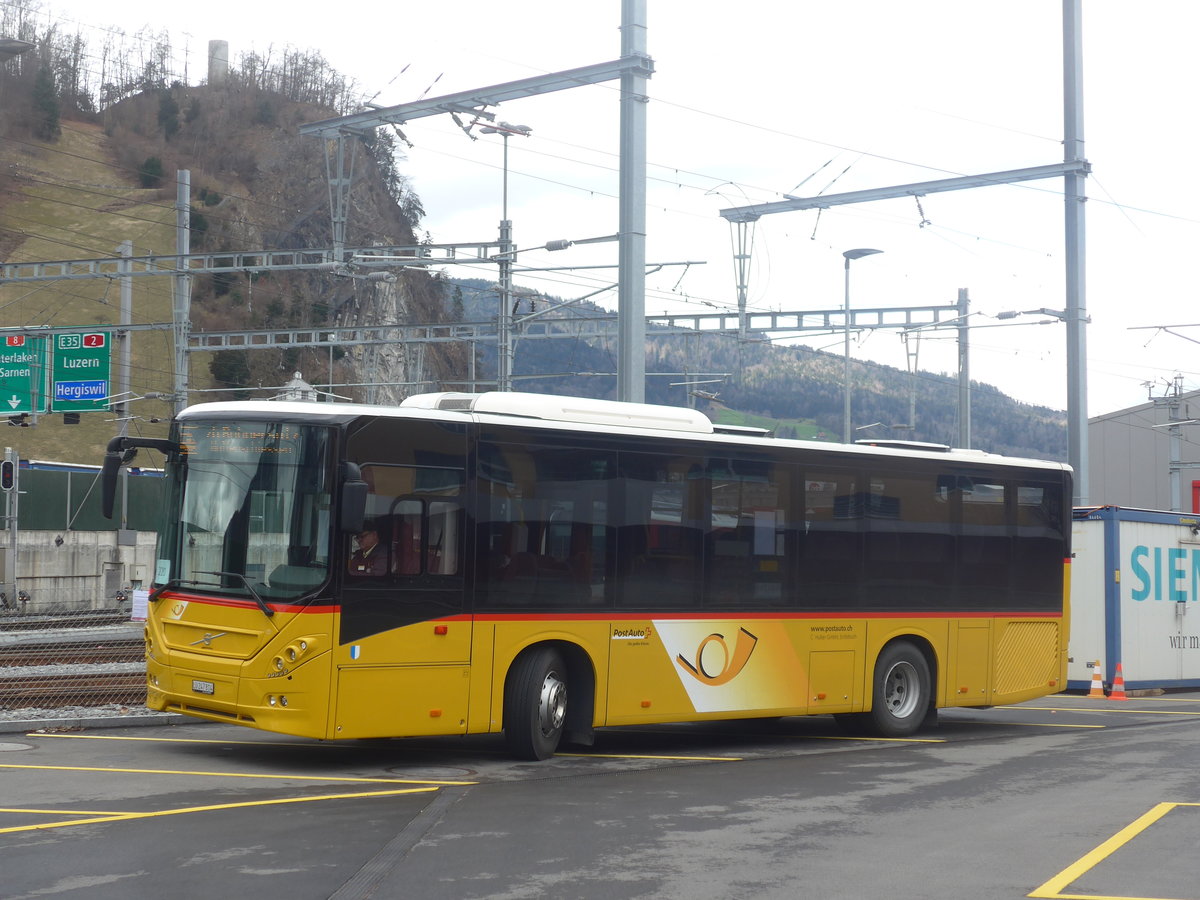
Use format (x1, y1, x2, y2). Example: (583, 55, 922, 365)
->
(480, 122, 531, 392)
(842, 248, 883, 442)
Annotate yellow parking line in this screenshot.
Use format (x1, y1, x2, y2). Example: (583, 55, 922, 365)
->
(1028, 802, 1196, 899)
(1006, 706, 1200, 716)
(0, 786, 440, 836)
(1132, 696, 1200, 703)
(30, 732, 329, 748)
(0, 807, 126, 816)
(557, 752, 743, 761)
(0, 762, 475, 786)
(807, 735, 945, 743)
(965, 721, 1105, 729)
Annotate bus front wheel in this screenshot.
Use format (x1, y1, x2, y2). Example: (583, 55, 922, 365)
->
(865, 641, 931, 737)
(504, 647, 568, 760)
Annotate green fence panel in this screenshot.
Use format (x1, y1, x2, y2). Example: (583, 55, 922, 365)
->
(14, 468, 164, 532)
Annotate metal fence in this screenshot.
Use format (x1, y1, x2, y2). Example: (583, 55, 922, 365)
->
(0, 609, 147, 723)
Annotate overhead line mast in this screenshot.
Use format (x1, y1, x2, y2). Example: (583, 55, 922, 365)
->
(719, 0, 1089, 503)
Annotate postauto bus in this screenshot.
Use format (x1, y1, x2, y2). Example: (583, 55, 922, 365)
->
(102, 391, 1071, 759)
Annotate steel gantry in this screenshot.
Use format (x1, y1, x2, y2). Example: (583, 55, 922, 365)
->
(298, 4, 655, 400)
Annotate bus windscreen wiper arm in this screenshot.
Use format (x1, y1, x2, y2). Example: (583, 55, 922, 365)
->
(195, 570, 275, 618)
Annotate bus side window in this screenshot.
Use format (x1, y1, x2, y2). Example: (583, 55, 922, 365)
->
(959, 477, 1012, 607)
(704, 457, 790, 607)
(798, 470, 862, 607)
(476, 439, 613, 608)
(392, 500, 422, 575)
(1014, 481, 1064, 608)
(388, 497, 462, 577)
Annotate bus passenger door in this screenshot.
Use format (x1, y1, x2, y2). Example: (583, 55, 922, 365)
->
(334, 421, 472, 738)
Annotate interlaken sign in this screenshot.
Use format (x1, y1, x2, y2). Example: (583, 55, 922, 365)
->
(0, 331, 111, 415)
(0, 335, 47, 415)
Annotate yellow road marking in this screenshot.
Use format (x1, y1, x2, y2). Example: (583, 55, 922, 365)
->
(0, 763, 475, 786)
(1128, 696, 1200, 703)
(1006, 706, 1200, 716)
(30, 732, 334, 748)
(0, 786, 439, 836)
(958, 721, 1105, 729)
(806, 735, 945, 743)
(558, 752, 744, 761)
(1028, 802, 1199, 900)
(0, 807, 127, 816)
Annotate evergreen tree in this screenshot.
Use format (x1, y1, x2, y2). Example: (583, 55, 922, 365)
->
(32, 65, 61, 142)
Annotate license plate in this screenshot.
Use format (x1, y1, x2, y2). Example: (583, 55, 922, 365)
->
(191, 679, 215, 695)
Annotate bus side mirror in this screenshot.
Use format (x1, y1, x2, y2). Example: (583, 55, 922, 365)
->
(101, 451, 123, 519)
(101, 436, 179, 519)
(340, 463, 367, 533)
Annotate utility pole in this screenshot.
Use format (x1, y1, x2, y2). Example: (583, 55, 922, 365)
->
(617, 0, 649, 402)
(1063, 0, 1089, 504)
(958, 288, 971, 448)
(480, 122, 532, 392)
(1151, 375, 1200, 513)
(172, 171, 191, 415)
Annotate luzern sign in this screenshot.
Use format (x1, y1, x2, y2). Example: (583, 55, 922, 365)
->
(52, 332, 111, 412)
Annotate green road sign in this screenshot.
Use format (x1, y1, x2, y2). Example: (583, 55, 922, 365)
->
(52, 331, 111, 412)
(0, 335, 47, 415)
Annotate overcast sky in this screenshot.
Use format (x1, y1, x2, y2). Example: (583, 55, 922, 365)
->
(20, 0, 1200, 418)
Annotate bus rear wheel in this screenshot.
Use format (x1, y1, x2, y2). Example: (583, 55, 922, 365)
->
(505, 647, 568, 760)
(867, 641, 931, 738)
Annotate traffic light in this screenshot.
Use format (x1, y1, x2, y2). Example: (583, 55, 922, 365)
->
(1, 460, 15, 492)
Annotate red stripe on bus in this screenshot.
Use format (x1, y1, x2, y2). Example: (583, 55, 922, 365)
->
(154, 593, 1061, 622)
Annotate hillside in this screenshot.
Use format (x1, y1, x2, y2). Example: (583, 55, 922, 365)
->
(0, 35, 461, 464)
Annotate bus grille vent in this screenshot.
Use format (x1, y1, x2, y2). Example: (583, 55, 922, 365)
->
(995, 621, 1059, 694)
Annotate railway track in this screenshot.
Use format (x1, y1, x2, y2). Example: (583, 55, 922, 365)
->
(0, 670, 146, 709)
(0, 639, 144, 669)
(0, 608, 150, 713)
(0, 611, 132, 632)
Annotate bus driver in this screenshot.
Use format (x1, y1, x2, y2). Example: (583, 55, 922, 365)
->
(348, 520, 388, 576)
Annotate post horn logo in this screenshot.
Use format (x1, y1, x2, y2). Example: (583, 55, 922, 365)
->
(676, 627, 759, 686)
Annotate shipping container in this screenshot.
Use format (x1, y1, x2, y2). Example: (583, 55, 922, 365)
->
(1069, 506, 1200, 691)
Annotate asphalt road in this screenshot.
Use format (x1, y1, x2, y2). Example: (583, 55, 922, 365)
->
(3, 694, 1199, 900)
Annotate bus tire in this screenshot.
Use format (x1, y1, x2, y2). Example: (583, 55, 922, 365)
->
(504, 647, 568, 760)
(867, 641, 931, 738)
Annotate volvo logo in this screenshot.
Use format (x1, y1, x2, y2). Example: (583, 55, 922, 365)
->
(190, 632, 227, 648)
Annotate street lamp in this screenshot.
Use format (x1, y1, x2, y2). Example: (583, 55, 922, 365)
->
(842, 248, 883, 443)
(479, 122, 532, 392)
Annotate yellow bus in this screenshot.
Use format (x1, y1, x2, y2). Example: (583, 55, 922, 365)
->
(102, 390, 1071, 759)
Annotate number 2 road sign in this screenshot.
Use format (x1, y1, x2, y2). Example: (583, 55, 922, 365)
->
(52, 331, 111, 412)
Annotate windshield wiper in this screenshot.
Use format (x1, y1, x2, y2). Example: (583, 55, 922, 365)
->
(148, 579, 184, 603)
(195, 570, 275, 618)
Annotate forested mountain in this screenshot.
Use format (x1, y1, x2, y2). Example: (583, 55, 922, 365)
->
(449, 278, 1066, 460)
(0, 11, 1065, 464)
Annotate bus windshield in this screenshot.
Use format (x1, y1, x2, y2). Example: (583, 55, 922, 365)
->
(156, 419, 334, 602)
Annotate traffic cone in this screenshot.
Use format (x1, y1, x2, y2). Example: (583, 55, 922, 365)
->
(1109, 663, 1128, 701)
(1087, 661, 1105, 699)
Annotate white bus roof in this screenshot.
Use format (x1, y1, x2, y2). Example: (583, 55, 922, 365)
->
(175, 392, 1070, 473)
